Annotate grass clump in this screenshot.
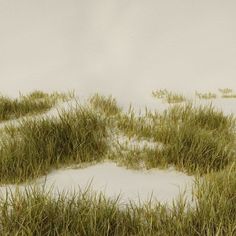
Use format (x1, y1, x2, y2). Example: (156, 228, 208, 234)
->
(160, 122, 234, 173)
(152, 89, 186, 103)
(222, 94, 236, 98)
(152, 89, 168, 99)
(195, 91, 217, 99)
(0, 166, 235, 236)
(218, 88, 233, 94)
(0, 91, 72, 122)
(165, 93, 186, 104)
(117, 103, 235, 174)
(162, 104, 235, 173)
(0, 106, 108, 183)
(218, 88, 236, 98)
(89, 94, 122, 116)
(193, 164, 236, 235)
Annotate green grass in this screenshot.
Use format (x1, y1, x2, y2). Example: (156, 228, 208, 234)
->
(0, 164, 235, 235)
(0, 91, 72, 122)
(0, 106, 108, 183)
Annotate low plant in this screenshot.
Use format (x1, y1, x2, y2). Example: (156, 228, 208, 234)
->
(152, 89, 186, 103)
(0, 106, 108, 183)
(0, 165, 235, 235)
(89, 94, 122, 116)
(222, 94, 236, 98)
(0, 91, 72, 122)
(218, 88, 233, 94)
(117, 103, 235, 174)
(195, 91, 217, 99)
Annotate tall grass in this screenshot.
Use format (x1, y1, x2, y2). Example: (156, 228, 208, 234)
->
(0, 92, 235, 235)
(0, 91, 71, 122)
(117, 103, 235, 174)
(89, 94, 122, 116)
(1, 95, 232, 180)
(0, 106, 108, 183)
(0, 164, 235, 235)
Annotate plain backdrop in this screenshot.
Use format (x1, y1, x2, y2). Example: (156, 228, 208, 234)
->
(0, 0, 235, 105)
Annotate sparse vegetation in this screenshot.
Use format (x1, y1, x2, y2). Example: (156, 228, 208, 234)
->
(218, 88, 233, 94)
(117, 103, 235, 174)
(152, 89, 186, 103)
(0, 91, 72, 122)
(218, 88, 236, 98)
(152, 89, 168, 99)
(195, 91, 217, 99)
(222, 94, 236, 98)
(0, 166, 235, 235)
(0, 92, 235, 177)
(0, 90, 235, 235)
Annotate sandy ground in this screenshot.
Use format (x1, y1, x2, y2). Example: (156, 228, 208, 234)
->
(0, 162, 195, 208)
(0, 97, 232, 208)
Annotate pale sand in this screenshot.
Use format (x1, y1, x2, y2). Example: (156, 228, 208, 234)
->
(0, 162, 195, 207)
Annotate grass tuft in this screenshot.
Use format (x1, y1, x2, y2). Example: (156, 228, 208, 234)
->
(152, 89, 186, 103)
(0, 167, 235, 236)
(218, 88, 236, 98)
(218, 88, 233, 94)
(89, 94, 122, 116)
(0, 106, 108, 183)
(195, 91, 217, 99)
(0, 91, 73, 122)
(117, 103, 235, 174)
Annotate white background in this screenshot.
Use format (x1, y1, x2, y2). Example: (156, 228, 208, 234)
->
(1, 0, 235, 105)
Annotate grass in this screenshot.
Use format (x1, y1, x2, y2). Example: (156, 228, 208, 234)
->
(218, 88, 236, 98)
(152, 88, 236, 100)
(0, 91, 235, 235)
(221, 94, 236, 98)
(89, 93, 122, 116)
(218, 88, 233, 94)
(1, 93, 235, 177)
(0, 164, 235, 235)
(152, 89, 168, 99)
(195, 91, 217, 99)
(0, 105, 108, 183)
(117, 103, 235, 174)
(0, 91, 72, 122)
(86, 94, 236, 174)
(152, 89, 186, 103)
